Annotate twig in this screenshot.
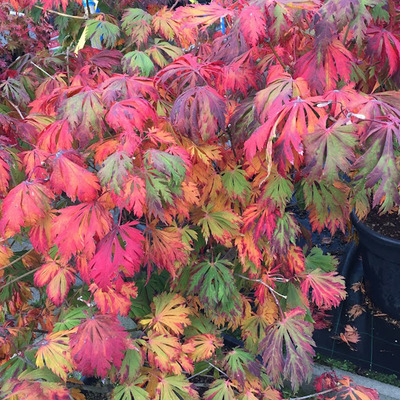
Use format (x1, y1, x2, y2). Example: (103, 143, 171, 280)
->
(266, 38, 289, 72)
(235, 273, 287, 299)
(290, 387, 336, 400)
(8, 100, 24, 119)
(0, 266, 40, 291)
(30, 61, 55, 80)
(188, 366, 211, 380)
(34, 5, 87, 20)
(170, 0, 181, 11)
(236, 273, 286, 319)
(66, 47, 71, 86)
(0, 249, 34, 272)
(207, 362, 229, 378)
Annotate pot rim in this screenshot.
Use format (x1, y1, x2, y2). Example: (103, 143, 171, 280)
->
(350, 211, 400, 246)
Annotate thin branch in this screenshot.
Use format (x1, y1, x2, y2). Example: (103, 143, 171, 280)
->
(207, 362, 229, 378)
(30, 61, 55, 80)
(0, 249, 34, 272)
(266, 38, 289, 72)
(170, 0, 181, 11)
(34, 5, 87, 20)
(0, 266, 40, 291)
(8, 100, 24, 119)
(290, 387, 336, 400)
(188, 366, 211, 380)
(66, 47, 71, 86)
(236, 274, 287, 299)
(236, 273, 286, 319)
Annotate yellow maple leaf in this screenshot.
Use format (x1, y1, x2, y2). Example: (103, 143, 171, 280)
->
(186, 334, 223, 362)
(35, 330, 75, 380)
(140, 293, 191, 335)
(145, 331, 182, 372)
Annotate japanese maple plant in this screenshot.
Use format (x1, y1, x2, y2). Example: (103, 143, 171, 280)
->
(0, 0, 397, 398)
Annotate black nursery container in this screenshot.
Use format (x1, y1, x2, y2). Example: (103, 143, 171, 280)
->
(351, 213, 400, 320)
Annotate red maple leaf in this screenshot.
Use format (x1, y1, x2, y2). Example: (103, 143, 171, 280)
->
(70, 314, 128, 378)
(49, 151, 100, 202)
(367, 26, 400, 76)
(294, 25, 355, 94)
(106, 98, 157, 134)
(51, 201, 113, 258)
(90, 222, 144, 289)
(0, 150, 11, 196)
(90, 281, 138, 316)
(239, 5, 266, 47)
(171, 86, 226, 142)
(0, 181, 54, 238)
(245, 97, 321, 173)
(301, 269, 346, 309)
(156, 54, 222, 94)
(34, 259, 76, 306)
(100, 74, 159, 106)
(37, 119, 74, 153)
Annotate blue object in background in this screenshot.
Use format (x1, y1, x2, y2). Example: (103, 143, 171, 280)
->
(220, 17, 226, 34)
(87, 0, 100, 13)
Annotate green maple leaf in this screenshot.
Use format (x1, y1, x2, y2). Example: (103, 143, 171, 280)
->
(262, 167, 294, 208)
(222, 348, 260, 386)
(122, 51, 155, 77)
(193, 205, 240, 244)
(304, 116, 358, 182)
(305, 248, 338, 273)
(203, 379, 236, 400)
(156, 375, 199, 400)
(189, 257, 241, 316)
(113, 378, 149, 400)
(145, 150, 186, 187)
(302, 180, 350, 235)
(119, 347, 143, 384)
(122, 8, 152, 47)
(146, 39, 183, 68)
(98, 151, 134, 195)
(221, 167, 251, 202)
(53, 308, 87, 332)
(61, 89, 104, 146)
(86, 19, 120, 48)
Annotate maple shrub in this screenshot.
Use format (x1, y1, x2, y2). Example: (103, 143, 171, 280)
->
(0, 0, 398, 398)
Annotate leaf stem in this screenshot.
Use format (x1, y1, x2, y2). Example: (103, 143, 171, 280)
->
(34, 5, 87, 20)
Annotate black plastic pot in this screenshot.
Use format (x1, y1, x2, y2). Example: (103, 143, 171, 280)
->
(351, 212, 400, 320)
